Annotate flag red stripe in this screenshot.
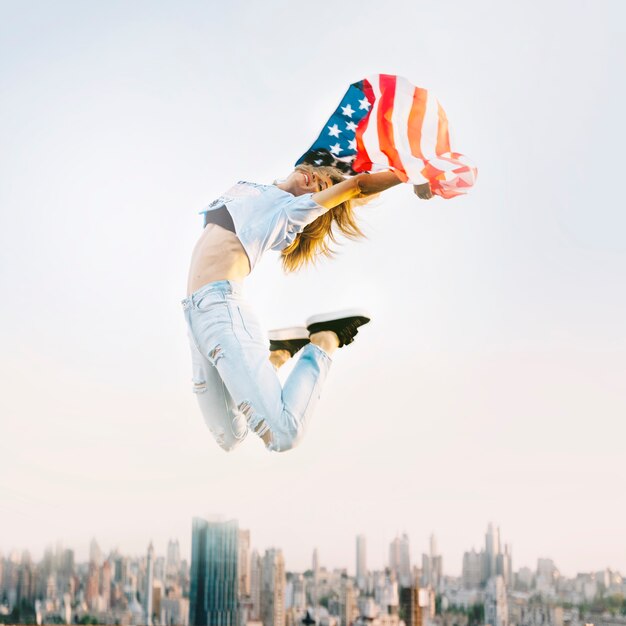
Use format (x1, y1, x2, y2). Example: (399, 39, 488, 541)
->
(407, 87, 428, 160)
(376, 74, 406, 176)
(353, 79, 375, 173)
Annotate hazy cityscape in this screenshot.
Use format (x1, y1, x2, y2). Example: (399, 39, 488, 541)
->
(1, 521, 625, 626)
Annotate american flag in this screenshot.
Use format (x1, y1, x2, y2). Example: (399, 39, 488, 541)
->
(297, 74, 477, 199)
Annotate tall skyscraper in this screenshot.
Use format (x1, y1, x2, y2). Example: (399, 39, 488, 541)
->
(339, 575, 357, 626)
(249, 549, 262, 621)
(59, 548, 74, 577)
(101, 560, 112, 611)
(85, 562, 100, 611)
(189, 518, 239, 626)
(399, 534, 411, 585)
(166, 540, 181, 580)
(356, 535, 367, 592)
(261, 549, 285, 626)
(238, 529, 251, 597)
(485, 523, 501, 582)
(496, 545, 513, 588)
(389, 534, 411, 587)
(89, 538, 103, 568)
(311, 548, 319, 608)
(16, 553, 34, 606)
(422, 533, 442, 590)
(145, 543, 155, 626)
(429, 535, 437, 559)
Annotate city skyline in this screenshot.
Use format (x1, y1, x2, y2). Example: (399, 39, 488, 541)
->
(3, 518, 624, 626)
(0, 521, 621, 581)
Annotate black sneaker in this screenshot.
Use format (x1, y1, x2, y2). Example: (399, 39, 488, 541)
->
(268, 327, 310, 357)
(306, 309, 371, 347)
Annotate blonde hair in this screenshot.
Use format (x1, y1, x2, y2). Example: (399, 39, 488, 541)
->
(281, 163, 366, 272)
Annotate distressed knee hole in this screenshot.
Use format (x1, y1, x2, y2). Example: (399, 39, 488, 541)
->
(238, 401, 272, 444)
(208, 344, 224, 365)
(192, 380, 207, 394)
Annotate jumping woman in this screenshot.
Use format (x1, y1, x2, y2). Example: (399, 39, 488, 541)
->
(182, 72, 476, 453)
(182, 164, 434, 453)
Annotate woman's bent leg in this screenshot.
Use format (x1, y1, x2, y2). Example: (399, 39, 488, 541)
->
(279, 343, 332, 448)
(185, 281, 332, 452)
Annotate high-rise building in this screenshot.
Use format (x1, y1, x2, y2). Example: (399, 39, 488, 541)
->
(421, 554, 430, 587)
(484, 576, 508, 626)
(399, 586, 422, 626)
(261, 549, 285, 626)
(311, 548, 319, 608)
(389, 534, 411, 587)
(536, 558, 559, 597)
(166, 540, 181, 580)
(145, 543, 155, 626)
(16, 555, 34, 606)
(89, 538, 103, 568)
(356, 535, 367, 592)
(238, 529, 251, 597)
(382, 574, 400, 616)
(285, 573, 307, 613)
(292, 574, 306, 611)
(153, 583, 163, 622)
(485, 524, 501, 582)
(339, 575, 357, 626)
(249, 550, 262, 622)
(59, 549, 74, 577)
(462, 549, 483, 589)
(432, 555, 443, 589)
(189, 518, 239, 626)
(496, 545, 512, 588)
(101, 560, 112, 610)
(85, 562, 100, 611)
(2, 553, 20, 608)
(422, 534, 443, 590)
(154, 557, 166, 583)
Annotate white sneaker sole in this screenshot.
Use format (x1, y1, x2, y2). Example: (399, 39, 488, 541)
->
(268, 326, 309, 341)
(305, 308, 371, 327)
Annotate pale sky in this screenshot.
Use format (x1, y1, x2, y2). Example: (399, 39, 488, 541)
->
(1, 0, 625, 578)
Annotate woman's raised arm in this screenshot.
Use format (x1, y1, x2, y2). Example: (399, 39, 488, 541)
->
(312, 170, 403, 209)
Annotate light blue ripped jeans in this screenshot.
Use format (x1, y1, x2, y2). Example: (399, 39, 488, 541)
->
(182, 280, 332, 453)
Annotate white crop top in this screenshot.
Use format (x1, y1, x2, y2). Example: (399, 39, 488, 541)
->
(200, 181, 328, 271)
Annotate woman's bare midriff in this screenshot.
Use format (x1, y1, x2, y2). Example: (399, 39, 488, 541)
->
(187, 225, 251, 295)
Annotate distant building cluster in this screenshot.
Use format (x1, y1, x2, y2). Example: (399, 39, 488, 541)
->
(188, 518, 436, 626)
(2, 521, 625, 626)
(449, 524, 626, 626)
(0, 539, 189, 625)
(186, 519, 626, 626)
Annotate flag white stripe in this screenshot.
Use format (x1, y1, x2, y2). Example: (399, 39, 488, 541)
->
(391, 77, 428, 184)
(420, 91, 439, 161)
